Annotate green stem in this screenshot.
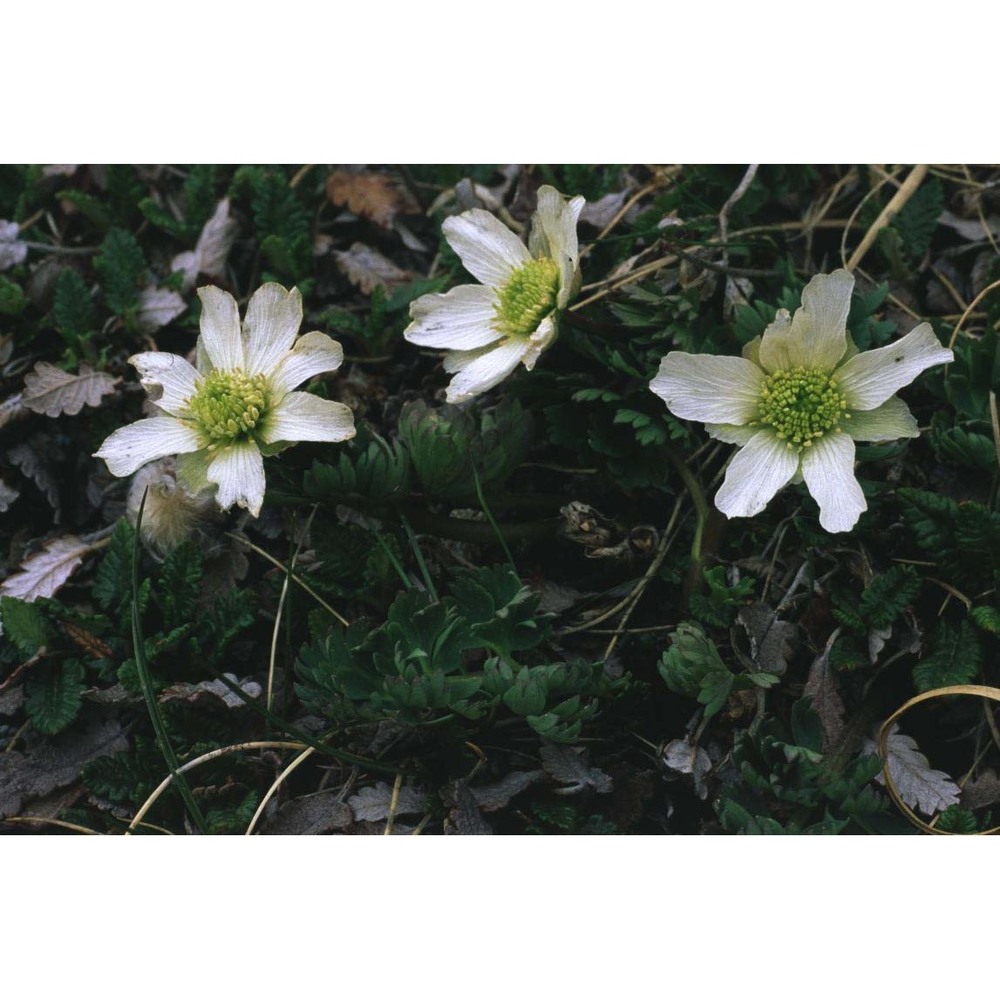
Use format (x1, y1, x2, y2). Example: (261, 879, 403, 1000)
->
(401, 515, 438, 602)
(132, 492, 207, 833)
(663, 444, 710, 602)
(473, 465, 517, 573)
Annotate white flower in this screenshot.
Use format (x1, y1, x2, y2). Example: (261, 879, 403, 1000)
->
(95, 283, 356, 518)
(404, 185, 585, 403)
(127, 458, 215, 556)
(650, 269, 954, 533)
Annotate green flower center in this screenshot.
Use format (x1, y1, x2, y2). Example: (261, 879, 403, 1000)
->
(188, 369, 268, 444)
(493, 257, 560, 338)
(755, 366, 848, 449)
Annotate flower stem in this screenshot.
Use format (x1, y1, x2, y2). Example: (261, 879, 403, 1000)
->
(662, 444, 710, 603)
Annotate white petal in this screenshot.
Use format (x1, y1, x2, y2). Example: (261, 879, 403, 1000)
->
(94, 417, 205, 478)
(197, 285, 244, 371)
(206, 440, 266, 517)
(443, 339, 528, 403)
(835, 322, 953, 410)
(128, 352, 199, 417)
(801, 431, 867, 533)
(706, 423, 757, 445)
(714, 430, 800, 519)
(404, 284, 502, 351)
(521, 315, 557, 370)
(741, 336, 762, 366)
(267, 331, 345, 400)
(259, 391, 356, 445)
(845, 397, 919, 441)
(787, 269, 854, 368)
(650, 352, 765, 424)
(529, 186, 585, 309)
(443, 209, 531, 288)
(244, 283, 303, 376)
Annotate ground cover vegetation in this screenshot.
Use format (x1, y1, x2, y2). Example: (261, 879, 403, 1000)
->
(1, 163, 998, 835)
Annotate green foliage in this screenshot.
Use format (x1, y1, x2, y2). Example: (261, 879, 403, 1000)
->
(231, 166, 310, 279)
(935, 806, 978, 834)
(688, 566, 756, 627)
(24, 658, 85, 734)
(893, 177, 944, 260)
(930, 415, 997, 471)
(94, 227, 146, 319)
(303, 427, 411, 510)
(93, 518, 136, 613)
(913, 620, 982, 692)
(716, 700, 886, 833)
(832, 564, 921, 632)
(399, 398, 532, 498)
(0, 274, 27, 316)
(0, 596, 51, 655)
(945, 326, 1000, 422)
(296, 565, 617, 740)
(970, 605, 1000, 636)
(53, 268, 97, 351)
(156, 542, 203, 633)
(658, 622, 734, 719)
(198, 589, 256, 668)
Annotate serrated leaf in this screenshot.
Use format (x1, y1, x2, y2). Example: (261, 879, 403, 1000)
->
(7, 440, 59, 512)
(874, 725, 960, 816)
(52, 268, 96, 343)
(913, 620, 981, 692)
(334, 241, 413, 295)
(737, 602, 796, 676)
(325, 169, 417, 228)
(539, 743, 613, 795)
(22, 361, 118, 417)
(24, 659, 85, 735)
(94, 227, 145, 316)
(0, 596, 51, 654)
(970, 605, 1000, 635)
(0, 535, 99, 601)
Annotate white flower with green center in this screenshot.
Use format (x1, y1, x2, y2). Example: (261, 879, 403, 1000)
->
(404, 185, 585, 402)
(95, 283, 356, 517)
(650, 269, 954, 533)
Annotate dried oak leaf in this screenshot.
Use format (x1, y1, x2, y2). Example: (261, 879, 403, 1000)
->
(0, 534, 100, 601)
(333, 241, 413, 295)
(159, 674, 262, 709)
(871, 724, 961, 817)
(326, 169, 418, 228)
(0, 719, 127, 820)
(22, 361, 119, 418)
(172, 197, 238, 292)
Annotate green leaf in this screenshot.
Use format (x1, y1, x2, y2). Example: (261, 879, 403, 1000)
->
(24, 658, 85, 734)
(970, 605, 1000, 635)
(94, 227, 145, 317)
(157, 541, 203, 633)
(0, 275, 27, 316)
(93, 518, 135, 612)
(659, 621, 731, 709)
(913, 620, 982, 692)
(53, 268, 97, 346)
(0, 595, 51, 655)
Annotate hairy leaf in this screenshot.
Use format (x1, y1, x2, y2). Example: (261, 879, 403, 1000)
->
(874, 725, 960, 816)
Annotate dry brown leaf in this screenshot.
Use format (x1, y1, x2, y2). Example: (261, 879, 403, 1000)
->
(0, 535, 100, 601)
(803, 629, 845, 752)
(326, 169, 417, 228)
(135, 287, 186, 335)
(333, 241, 413, 295)
(159, 674, 262, 709)
(22, 361, 119, 418)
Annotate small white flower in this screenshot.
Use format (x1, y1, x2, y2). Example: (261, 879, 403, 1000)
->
(650, 269, 954, 533)
(405, 185, 585, 403)
(95, 283, 356, 518)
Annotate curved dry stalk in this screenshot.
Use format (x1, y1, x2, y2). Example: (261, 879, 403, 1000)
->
(839, 166, 900, 269)
(947, 277, 1000, 350)
(845, 164, 929, 272)
(127, 740, 308, 834)
(244, 745, 317, 835)
(878, 684, 1000, 836)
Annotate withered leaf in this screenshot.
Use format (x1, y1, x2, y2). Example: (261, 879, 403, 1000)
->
(0, 220, 27, 272)
(0, 478, 18, 513)
(171, 197, 238, 292)
(0, 719, 127, 820)
(0, 393, 27, 431)
(662, 738, 711, 799)
(0, 534, 100, 601)
(470, 770, 543, 812)
(737, 602, 796, 676)
(540, 743, 613, 796)
(22, 361, 119, 418)
(135, 287, 186, 335)
(446, 781, 493, 835)
(159, 674, 262, 709)
(8, 440, 60, 515)
(871, 725, 961, 817)
(261, 790, 354, 835)
(333, 241, 413, 295)
(803, 629, 845, 752)
(326, 169, 418, 228)
(347, 781, 428, 822)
